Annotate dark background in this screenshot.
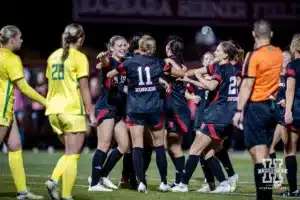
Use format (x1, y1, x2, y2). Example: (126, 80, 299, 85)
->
(0, 0, 299, 61)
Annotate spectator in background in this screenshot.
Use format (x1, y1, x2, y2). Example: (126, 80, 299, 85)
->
(31, 70, 48, 149)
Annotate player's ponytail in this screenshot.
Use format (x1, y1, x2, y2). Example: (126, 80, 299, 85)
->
(0, 25, 20, 45)
(61, 24, 85, 63)
(139, 35, 156, 55)
(169, 38, 184, 64)
(220, 41, 238, 62)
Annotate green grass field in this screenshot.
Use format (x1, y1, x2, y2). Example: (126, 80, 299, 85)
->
(0, 151, 299, 200)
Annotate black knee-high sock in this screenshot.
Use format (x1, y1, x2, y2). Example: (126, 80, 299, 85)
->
(286, 155, 297, 193)
(269, 152, 278, 181)
(91, 149, 107, 186)
(206, 156, 226, 183)
(181, 155, 200, 184)
(254, 163, 272, 200)
(122, 153, 132, 179)
(133, 147, 146, 185)
(215, 149, 235, 177)
(143, 147, 153, 173)
(155, 146, 168, 184)
(200, 156, 215, 183)
(101, 148, 123, 178)
(174, 156, 185, 184)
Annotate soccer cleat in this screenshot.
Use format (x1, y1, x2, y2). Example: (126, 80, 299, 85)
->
(102, 177, 118, 189)
(88, 183, 113, 192)
(281, 189, 300, 197)
(228, 173, 238, 192)
(196, 183, 211, 193)
(17, 191, 44, 199)
(137, 182, 147, 193)
(45, 179, 60, 200)
(171, 183, 189, 192)
(210, 181, 231, 193)
(159, 182, 171, 192)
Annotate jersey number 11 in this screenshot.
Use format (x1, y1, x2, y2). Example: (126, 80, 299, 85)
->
(138, 66, 153, 86)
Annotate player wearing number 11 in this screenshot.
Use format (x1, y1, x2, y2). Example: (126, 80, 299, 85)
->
(45, 24, 95, 200)
(107, 35, 186, 193)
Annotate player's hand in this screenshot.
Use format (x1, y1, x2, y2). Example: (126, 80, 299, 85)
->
(113, 77, 119, 83)
(96, 62, 103, 69)
(178, 75, 189, 82)
(96, 51, 108, 60)
(123, 85, 128, 94)
(192, 95, 201, 104)
(277, 99, 286, 107)
(233, 111, 243, 130)
(89, 113, 98, 127)
(285, 109, 293, 124)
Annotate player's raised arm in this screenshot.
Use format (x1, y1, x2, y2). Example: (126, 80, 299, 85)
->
(96, 51, 110, 68)
(164, 58, 186, 77)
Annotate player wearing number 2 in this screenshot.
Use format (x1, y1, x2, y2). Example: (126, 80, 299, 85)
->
(107, 35, 186, 193)
(45, 24, 95, 200)
(172, 41, 241, 193)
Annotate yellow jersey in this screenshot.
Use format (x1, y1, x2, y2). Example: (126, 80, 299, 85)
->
(45, 47, 89, 115)
(0, 48, 25, 120)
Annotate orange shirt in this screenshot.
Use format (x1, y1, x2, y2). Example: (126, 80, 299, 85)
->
(242, 45, 283, 101)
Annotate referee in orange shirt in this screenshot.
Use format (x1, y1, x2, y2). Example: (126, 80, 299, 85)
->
(233, 20, 283, 200)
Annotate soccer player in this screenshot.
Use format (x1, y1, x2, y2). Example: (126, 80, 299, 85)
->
(89, 35, 130, 191)
(233, 20, 282, 200)
(269, 51, 291, 164)
(44, 24, 95, 200)
(0, 25, 45, 200)
(164, 37, 191, 187)
(281, 35, 300, 197)
(172, 41, 240, 193)
(107, 35, 186, 193)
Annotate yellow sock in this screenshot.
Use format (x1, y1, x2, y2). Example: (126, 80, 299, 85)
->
(51, 155, 67, 183)
(62, 154, 80, 198)
(8, 150, 27, 192)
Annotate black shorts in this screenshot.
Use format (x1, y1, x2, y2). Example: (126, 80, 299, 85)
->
(243, 101, 277, 149)
(199, 122, 233, 141)
(194, 101, 208, 131)
(166, 105, 191, 135)
(127, 112, 165, 128)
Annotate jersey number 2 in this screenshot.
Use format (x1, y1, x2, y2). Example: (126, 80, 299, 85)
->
(52, 64, 64, 80)
(228, 76, 237, 95)
(138, 66, 152, 86)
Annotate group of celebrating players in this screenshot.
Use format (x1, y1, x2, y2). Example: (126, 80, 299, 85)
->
(0, 19, 299, 200)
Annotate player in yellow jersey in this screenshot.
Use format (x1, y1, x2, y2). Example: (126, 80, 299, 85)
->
(44, 24, 95, 200)
(0, 25, 45, 200)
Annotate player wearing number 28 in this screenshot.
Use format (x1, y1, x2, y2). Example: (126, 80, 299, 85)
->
(45, 24, 94, 200)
